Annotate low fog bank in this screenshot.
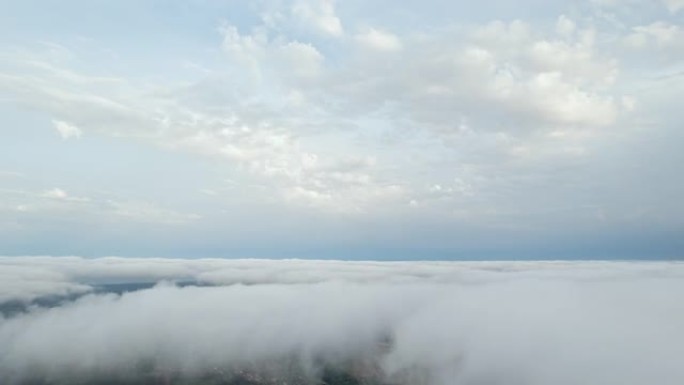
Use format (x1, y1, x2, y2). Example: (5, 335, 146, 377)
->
(2, 256, 682, 303)
(1, 258, 683, 384)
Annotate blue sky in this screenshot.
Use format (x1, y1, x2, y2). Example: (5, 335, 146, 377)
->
(1, 0, 683, 259)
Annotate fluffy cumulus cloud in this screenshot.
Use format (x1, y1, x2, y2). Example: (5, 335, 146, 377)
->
(1, 257, 683, 384)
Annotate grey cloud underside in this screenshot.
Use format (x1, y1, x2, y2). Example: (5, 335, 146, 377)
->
(1, 257, 683, 385)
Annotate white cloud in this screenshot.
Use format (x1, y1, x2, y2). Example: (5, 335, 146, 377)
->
(0, 171, 24, 178)
(277, 41, 324, 78)
(41, 188, 90, 203)
(105, 200, 202, 225)
(592, 0, 684, 14)
(52, 119, 81, 139)
(625, 22, 684, 49)
(356, 28, 403, 52)
(0, 258, 683, 384)
(0, 262, 92, 303)
(556, 15, 576, 38)
(42, 188, 68, 200)
(291, 0, 343, 37)
(663, 0, 684, 12)
(1, 186, 198, 226)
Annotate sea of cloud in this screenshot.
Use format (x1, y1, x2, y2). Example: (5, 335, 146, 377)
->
(1, 257, 683, 384)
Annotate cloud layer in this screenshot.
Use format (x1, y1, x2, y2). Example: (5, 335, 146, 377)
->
(1, 257, 683, 384)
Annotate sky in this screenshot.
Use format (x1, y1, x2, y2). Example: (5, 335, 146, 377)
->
(1, 0, 683, 259)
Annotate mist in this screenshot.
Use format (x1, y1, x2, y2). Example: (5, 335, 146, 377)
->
(1, 258, 683, 384)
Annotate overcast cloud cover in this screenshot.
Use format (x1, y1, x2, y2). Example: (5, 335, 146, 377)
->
(1, 257, 683, 384)
(0, 0, 682, 259)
